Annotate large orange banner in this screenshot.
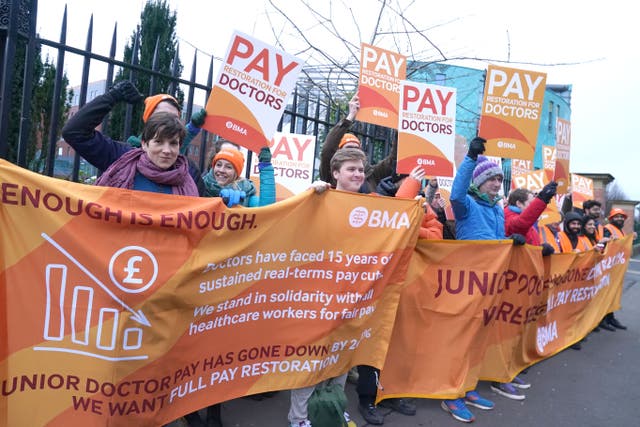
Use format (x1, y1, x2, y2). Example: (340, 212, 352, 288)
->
(0, 160, 421, 426)
(378, 236, 631, 400)
(479, 65, 547, 160)
(358, 43, 407, 128)
(203, 31, 304, 152)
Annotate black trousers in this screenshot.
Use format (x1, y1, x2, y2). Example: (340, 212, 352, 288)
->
(356, 365, 379, 406)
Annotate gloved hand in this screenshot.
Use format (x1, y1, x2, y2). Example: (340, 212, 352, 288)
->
(376, 176, 397, 197)
(220, 189, 246, 207)
(541, 243, 555, 256)
(258, 146, 272, 163)
(510, 233, 526, 245)
(190, 108, 207, 127)
(108, 80, 143, 104)
(537, 181, 558, 203)
(467, 136, 486, 160)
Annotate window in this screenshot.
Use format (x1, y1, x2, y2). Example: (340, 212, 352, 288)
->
(548, 101, 554, 131)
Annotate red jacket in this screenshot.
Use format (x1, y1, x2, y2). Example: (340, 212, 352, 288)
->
(504, 197, 547, 245)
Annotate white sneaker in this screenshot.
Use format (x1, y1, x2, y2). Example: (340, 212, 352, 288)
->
(290, 420, 312, 427)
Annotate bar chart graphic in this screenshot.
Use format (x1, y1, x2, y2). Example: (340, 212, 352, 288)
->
(33, 233, 152, 361)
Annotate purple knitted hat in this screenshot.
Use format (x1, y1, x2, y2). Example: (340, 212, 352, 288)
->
(472, 155, 503, 187)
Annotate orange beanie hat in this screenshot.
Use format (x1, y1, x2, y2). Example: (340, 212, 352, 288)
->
(143, 94, 180, 122)
(213, 148, 245, 176)
(339, 133, 361, 149)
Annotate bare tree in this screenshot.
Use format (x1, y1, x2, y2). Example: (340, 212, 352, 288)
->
(605, 180, 629, 213)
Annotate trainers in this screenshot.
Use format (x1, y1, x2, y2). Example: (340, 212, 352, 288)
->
(344, 412, 356, 427)
(491, 382, 525, 400)
(289, 421, 311, 427)
(608, 315, 627, 330)
(510, 375, 531, 389)
(441, 399, 475, 423)
(599, 319, 616, 331)
(358, 403, 384, 425)
(379, 398, 417, 415)
(464, 390, 494, 410)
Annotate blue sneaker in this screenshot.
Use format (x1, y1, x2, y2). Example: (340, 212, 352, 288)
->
(441, 398, 475, 423)
(491, 382, 525, 400)
(464, 390, 495, 410)
(510, 375, 531, 389)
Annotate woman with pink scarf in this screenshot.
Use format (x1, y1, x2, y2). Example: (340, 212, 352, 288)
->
(95, 112, 198, 196)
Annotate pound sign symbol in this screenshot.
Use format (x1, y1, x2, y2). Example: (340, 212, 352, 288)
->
(123, 256, 143, 284)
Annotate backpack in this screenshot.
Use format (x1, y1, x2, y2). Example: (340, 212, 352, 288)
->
(307, 382, 349, 427)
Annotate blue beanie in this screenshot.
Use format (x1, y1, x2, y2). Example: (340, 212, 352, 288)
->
(472, 155, 503, 187)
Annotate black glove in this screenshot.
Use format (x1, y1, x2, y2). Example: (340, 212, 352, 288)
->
(537, 181, 558, 204)
(510, 233, 526, 246)
(541, 243, 555, 256)
(376, 176, 397, 197)
(467, 136, 486, 160)
(108, 80, 143, 104)
(190, 108, 207, 127)
(258, 147, 272, 163)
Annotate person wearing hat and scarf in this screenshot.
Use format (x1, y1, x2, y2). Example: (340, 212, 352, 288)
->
(318, 93, 397, 192)
(62, 80, 206, 195)
(442, 137, 510, 422)
(202, 147, 275, 207)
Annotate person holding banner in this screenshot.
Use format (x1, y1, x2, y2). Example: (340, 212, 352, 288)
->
(202, 146, 275, 207)
(61, 81, 206, 195)
(446, 137, 519, 422)
(599, 208, 631, 330)
(582, 200, 605, 239)
(580, 217, 608, 252)
(558, 212, 590, 253)
(318, 93, 397, 192)
(288, 148, 373, 427)
(538, 213, 564, 254)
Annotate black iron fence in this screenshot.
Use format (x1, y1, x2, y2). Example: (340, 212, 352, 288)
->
(0, 0, 394, 182)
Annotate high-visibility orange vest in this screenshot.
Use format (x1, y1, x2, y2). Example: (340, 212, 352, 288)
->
(604, 223, 625, 239)
(539, 225, 561, 253)
(578, 235, 595, 251)
(558, 231, 591, 253)
(595, 223, 604, 241)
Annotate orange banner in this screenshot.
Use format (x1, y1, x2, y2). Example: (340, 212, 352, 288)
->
(203, 31, 304, 152)
(0, 160, 421, 426)
(479, 65, 547, 160)
(542, 145, 556, 182)
(397, 81, 456, 176)
(571, 173, 594, 209)
(378, 236, 631, 400)
(358, 43, 407, 129)
(555, 118, 571, 194)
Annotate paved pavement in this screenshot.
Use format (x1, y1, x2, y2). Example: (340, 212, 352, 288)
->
(171, 254, 640, 427)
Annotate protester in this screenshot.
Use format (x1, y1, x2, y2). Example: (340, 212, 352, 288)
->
(583, 199, 605, 239)
(288, 148, 372, 427)
(558, 211, 590, 253)
(318, 93, 397, 191)
(580, 216, 608, 252)
(600, 208, 631, 330)
(61, 80, 205, 195)
(202, 146, 275, 207)
(538, 212, 564, 253)
(350, 165, 443, 425)
(443, 137, 508, 422)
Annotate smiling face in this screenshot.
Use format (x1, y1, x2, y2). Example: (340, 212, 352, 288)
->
(567, 219, 582, 234)
(478, 175, 503, 199)
(141, 134, 180, 169)
(213, 159, 237, 186)
(583, 218, 596, 234)
(332, 160, 365, 192)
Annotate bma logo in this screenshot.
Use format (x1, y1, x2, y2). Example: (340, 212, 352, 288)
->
(349, 207, 411, 229)
(497, 140, 516, 149)
(536, 321, 558, 354)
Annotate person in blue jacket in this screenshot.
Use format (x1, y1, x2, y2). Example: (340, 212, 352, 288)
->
(442, 137, 504, 423)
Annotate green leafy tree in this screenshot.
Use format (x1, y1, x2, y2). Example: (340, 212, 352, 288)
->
(7, 41, 71, 169)
(109, 0, 183, 140)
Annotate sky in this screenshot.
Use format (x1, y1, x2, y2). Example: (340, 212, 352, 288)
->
(36, 0, 640, 201)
